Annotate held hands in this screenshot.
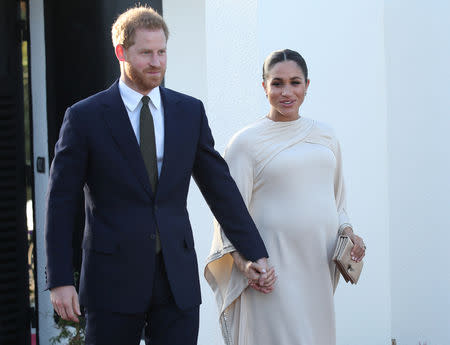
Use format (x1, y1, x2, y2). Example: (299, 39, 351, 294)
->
(248, 258, 277, 294)
(50, 285, 81, 322)
(231, 252, 277, 294)
(342, 227, 366, 262)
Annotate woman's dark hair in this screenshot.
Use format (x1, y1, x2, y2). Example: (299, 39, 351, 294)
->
(262, 49, 308, 82)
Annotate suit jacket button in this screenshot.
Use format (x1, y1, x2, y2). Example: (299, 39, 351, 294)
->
(150, 234, 156, 240)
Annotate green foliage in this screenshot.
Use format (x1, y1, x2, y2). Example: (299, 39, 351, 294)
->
(50, 272, 86, 344)
(49, 316, 85, 345)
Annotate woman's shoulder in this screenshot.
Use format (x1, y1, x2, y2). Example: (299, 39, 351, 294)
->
(309, 119, 337, 139)
(305, 118, 340, 151)
(227, 117, 267, 150)
(306, 118, 339, 142)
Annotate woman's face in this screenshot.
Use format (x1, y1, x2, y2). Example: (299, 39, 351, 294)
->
(263, 60, 310, 122)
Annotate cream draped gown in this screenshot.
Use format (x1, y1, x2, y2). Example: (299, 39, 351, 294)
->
(205, 116, 352, 345)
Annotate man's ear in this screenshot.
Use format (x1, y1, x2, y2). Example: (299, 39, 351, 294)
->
(115, 44, 126, 62)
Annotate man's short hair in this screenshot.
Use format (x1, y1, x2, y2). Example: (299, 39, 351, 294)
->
(111, 5, 169, 49)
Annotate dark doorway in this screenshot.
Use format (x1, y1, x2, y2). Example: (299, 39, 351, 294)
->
(0, 0, 32, 344)
(44, 0, 163, 163)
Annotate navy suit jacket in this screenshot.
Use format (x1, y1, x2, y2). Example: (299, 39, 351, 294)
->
(45, 81, 268, 313)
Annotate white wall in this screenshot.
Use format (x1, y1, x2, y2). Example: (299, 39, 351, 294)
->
(204, 1, 260, 341)
(164, 1, 264, 344)
(163, 1, 222, 344)
(165, 1, 392, 345)
(29, 0, 58, 342)
(385, 1, 450, 344)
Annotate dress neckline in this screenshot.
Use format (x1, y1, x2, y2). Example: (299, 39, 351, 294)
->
(263, 115, 302, 124)
(261, 115, 312, 130)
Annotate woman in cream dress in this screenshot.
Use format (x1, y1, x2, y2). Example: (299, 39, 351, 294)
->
(205, 49, 366, 345)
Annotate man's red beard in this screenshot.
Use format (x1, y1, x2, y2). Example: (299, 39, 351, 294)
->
(125, 63, 165, 92)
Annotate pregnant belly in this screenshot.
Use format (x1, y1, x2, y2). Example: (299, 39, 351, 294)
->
(250, 193, 339, 245)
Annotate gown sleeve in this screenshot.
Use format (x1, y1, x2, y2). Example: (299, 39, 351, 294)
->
(330, 135, 353, 292)
(206, 132, 255, 257)
(333, 137, 353, 234)
(204, 132, 255, 342)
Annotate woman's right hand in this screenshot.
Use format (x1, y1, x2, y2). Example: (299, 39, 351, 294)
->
(248, 266, 276, 294)
(231, 251, 276, 293)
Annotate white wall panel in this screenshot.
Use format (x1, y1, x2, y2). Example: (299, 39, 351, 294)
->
(163, 1, 222, 344)
(385, 1, 450, 344)
(29, 0, 58, 342)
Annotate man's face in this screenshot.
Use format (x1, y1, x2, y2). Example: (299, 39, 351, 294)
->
(121, 28, 167, 94)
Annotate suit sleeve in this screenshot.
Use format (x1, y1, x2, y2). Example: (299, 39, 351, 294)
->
(191, 102, 268, 262)
(45, 107, 88, 289)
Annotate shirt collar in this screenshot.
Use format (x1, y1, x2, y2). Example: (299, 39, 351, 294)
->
(118, 79, 162, 112)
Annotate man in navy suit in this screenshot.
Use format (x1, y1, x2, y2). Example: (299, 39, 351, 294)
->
(45, 6, 273, 345)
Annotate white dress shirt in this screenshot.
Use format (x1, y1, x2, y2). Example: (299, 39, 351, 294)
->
(118, 79, 165, 176)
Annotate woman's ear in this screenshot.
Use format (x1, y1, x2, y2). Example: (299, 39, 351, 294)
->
(305, 78, 311, 90)
(262, 81, 268, 97)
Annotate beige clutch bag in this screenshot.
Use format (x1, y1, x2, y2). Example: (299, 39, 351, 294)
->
(332, 235, 363, 284)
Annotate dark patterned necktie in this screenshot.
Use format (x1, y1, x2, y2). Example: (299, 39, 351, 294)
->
(140, 96, 158, 192)
(140, 96, 161, 253)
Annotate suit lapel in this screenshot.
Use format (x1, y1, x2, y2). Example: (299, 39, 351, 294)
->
(157, 87, 180, 198)
(100, 82, 153, 198)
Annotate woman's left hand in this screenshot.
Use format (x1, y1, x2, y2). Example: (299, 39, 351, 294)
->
(348, 233, 366, 262)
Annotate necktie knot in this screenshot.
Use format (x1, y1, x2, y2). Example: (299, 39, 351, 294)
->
(141, 95, 150, 106)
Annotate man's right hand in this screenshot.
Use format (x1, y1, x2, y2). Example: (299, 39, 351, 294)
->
(50, 285, 81, 322)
